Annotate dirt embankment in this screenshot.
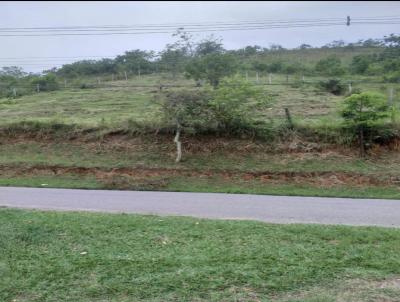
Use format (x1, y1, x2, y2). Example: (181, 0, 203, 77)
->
(1, 132, 399, 190)
(2, 164, 399, 190)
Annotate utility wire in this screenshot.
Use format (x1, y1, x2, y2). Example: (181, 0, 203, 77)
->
(0, 15, 399, 31)
(1, 18, 399, 37)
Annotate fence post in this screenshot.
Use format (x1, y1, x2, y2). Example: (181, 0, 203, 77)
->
(348, 82, 352, 94)
(269, 73, 272, 84)
(389, 87, 394, 106)
(97, 78, 101, 86)
(64, 79, 67, 88)
(124, 71, 128, 81)
(302, 75, 305, 83)
(284, 108, 294, 130)
(12, 87, 16, 97)
(36, 84, 40, 93)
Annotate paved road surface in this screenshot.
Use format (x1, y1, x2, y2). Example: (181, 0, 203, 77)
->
(1, 186, 400, 227)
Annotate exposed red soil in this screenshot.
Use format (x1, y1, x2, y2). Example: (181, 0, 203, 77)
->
(1, 164, 399, 189)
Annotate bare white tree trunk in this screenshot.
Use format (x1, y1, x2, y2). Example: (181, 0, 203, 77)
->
(174, 123, 182, 163)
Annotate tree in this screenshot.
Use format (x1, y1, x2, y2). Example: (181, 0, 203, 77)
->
(30, 73, 59, 91)
(195, 35, 225, 56)
(208, 77, 270, 134)
(115, 50, 154, 75)
(160, 89, 212, 162)
(269, 44, 284, 51)
(185, 53, 237, 88)
(315, 55, 345, 76)
(0, 66, 26, 78)
(340, 92, 389, 157)
(170, 28, 195, 57)
(158, 29, 194, 79)
(297, 44, 312, 49)
(350, 55, 374, 74)
(265, 61, 283, 73)
(323, 40, 346, 48)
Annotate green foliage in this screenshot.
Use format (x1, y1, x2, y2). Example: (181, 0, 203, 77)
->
(195, 35, 225, 56)
(160, 89, 213, 132)
(350, 55, 374, 74)
(30, 73, 59, 91)
(340, 92, 390, 156)
(185, 53, 238, 87)
(315, 55, 346, 76)
(341, 92, 389, 127)
(318, 79, 345, 95)
(383, 70, 400, 83)
(266, 61, 283, 73)
(0, 66, 27, 78)
(208, 77, 270, 134)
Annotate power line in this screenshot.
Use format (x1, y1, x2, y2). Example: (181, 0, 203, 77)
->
(0, 16, 399, 37)
(0, 15, 399, 31)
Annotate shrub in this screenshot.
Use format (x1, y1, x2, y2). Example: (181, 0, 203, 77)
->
(208, 77, 271, 135)
(318, 79, 345, 95)
(30, 74, 59, 91)
(340, 92, 390, 157)
(315, 55, 346, 76)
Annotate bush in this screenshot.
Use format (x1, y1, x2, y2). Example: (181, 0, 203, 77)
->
(315, 55, 346, 76)
(208, 77, 271, 135)
(340, 92, 390, 157)
(318, 79, 345, 95)
(30, 74, 59, 91)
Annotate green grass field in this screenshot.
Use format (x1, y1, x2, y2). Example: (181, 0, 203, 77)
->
(0, 72, 399, 198)
(1, 208, 400, 302)
(1, 73, 398, 128)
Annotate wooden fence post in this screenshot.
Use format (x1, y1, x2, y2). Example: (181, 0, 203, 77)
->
(389, 87, 394, 106)
(284, 108, 294, 130)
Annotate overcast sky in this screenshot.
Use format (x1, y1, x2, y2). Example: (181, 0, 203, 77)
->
(1, 1, 400, 72)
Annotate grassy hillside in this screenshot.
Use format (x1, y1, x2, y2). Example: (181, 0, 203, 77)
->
(0, 73, 398, 128)
(0, 56, 399, 198)
(248, 46, 383, 66)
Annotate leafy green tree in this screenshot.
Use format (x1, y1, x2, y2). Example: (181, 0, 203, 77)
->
(115, 50, 154, 75)
(340, 92, 389, 157)
(208, 77, 270, 134)
(350, 55, 374, 74)
(30, 73, 59, 91)
(265, 61, 283, 73)
(185, 53, 237, 88)
(0, 66, 26, 78)
(160, 89, 212, 162)
(195, 35, 224, 56)
(315, 55, 345, 76)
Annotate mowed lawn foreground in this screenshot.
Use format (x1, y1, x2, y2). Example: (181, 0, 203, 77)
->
(1, 209, 400, 301)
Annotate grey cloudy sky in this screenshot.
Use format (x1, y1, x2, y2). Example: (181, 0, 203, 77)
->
(1, 1, 400, 72)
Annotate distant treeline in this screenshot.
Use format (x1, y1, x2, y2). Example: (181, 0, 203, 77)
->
(0, 33, 399, 97)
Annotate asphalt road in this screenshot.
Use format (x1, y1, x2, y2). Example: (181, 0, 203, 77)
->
(1, 186, 400, 227)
